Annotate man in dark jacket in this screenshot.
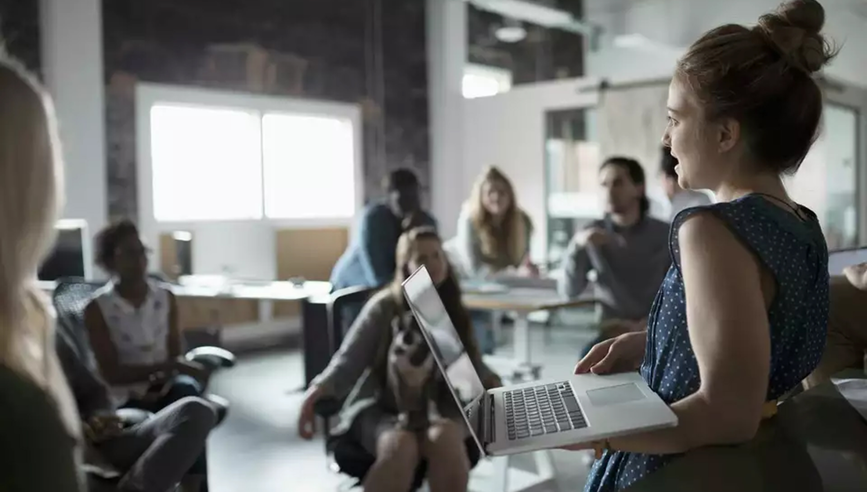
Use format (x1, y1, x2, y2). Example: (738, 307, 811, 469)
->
(330, 168, 437, 290)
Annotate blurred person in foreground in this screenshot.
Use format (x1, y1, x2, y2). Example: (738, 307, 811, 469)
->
(0, 57, 82, 491)
(802, 261, 867, 388)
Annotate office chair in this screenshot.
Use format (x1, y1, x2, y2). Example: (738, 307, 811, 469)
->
(51, 277, 236, 423)
(312, 285, 481, 491)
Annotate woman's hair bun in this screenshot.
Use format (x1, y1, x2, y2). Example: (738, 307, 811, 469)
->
(756, 0, 836, 73)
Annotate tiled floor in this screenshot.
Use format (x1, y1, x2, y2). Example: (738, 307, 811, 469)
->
(207, 315, 599, 492)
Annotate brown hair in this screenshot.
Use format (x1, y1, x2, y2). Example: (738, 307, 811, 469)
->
(372, 227, 482, 381)
(676, 0, 837, 174)
(467, 166, 530, 267)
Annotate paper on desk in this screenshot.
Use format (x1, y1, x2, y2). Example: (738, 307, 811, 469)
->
(832, 378, 867, 422)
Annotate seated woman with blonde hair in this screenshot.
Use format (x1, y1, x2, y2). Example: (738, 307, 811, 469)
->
(455, 165, 536, 279)
(298, 227, 500, 492)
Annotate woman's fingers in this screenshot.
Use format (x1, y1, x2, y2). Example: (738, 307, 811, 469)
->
(574, 339, 614, 374)
(575, 342, 608, 374)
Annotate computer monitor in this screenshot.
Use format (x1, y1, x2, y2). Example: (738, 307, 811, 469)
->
(38, 219, 93, 280)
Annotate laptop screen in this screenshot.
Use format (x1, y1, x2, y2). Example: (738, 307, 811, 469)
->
(402, 266, 487, 451)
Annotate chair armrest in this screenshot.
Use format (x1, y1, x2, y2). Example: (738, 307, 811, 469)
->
(185, 346, 236, 370)
(313, 396, 343, 418)
(115, 408, 154, 426)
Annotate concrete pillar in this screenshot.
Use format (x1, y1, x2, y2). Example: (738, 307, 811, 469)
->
(39, 0, 107, 259)
(427, 0, 467, 239)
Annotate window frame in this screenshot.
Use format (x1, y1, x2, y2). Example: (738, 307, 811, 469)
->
(136, 83, 363, 271)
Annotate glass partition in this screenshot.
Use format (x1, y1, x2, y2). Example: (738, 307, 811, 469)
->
(787, 103, 859, 250)
(544, 108, 600, 266)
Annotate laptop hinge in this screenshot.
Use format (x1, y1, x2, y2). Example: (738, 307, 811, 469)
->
(481, 393, 494, 445)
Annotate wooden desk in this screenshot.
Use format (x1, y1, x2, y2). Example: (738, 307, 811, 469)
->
(40, 279, 333, 331)
(463, 287, 599, 366)
(623, 371, 867, 492)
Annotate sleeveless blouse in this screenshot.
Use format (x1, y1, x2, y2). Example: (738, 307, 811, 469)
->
(93, 280, 171, 405)
(585, 195, 830, 491)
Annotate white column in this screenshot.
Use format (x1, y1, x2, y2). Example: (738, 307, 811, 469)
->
(39, 0, 107, 252)
(427, 0, 466, 239)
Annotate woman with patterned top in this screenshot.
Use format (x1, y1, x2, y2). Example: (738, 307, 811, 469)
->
(85, 220, 210, 412)
(567, 1, 834, 490)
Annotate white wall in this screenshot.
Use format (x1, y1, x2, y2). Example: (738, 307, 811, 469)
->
(461, 79, 599, 261)
(585, 0, 867, 88)
(427, 0, 467, 240)
(39, 0, 107, 277)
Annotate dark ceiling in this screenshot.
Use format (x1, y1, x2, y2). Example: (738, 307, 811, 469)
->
(467, 0, 585, 84)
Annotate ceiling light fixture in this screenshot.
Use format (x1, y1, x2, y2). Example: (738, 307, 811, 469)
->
(495, 18, 527, 43)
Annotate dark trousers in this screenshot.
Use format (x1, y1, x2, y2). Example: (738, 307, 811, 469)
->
(124, 375, 208, 477)
(99, 398, 216, 491)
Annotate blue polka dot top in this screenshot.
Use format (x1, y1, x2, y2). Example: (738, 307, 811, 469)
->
(584, 195, 830, 492)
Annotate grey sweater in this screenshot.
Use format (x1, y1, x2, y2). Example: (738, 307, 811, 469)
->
(558, 217, 671, 321)
(313, 289, 496, 433)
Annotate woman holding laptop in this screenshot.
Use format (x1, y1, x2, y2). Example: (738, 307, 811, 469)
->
(572, 1, 834, 490)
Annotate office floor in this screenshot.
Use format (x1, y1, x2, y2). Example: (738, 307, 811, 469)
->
(207, 313, 599, 492)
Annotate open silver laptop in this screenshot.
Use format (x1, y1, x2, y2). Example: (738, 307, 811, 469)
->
(402, 265, 677, 457)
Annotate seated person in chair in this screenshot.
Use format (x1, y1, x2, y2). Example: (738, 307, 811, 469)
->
(558, 157, 671, 355)
(455, 166, 537, 354)
(85, 220, 211, 412)
(803, 261, 867, 388)
(330, 168, 437, 291)
(299, 227, 500, 492)
(57, 320, 214, 492)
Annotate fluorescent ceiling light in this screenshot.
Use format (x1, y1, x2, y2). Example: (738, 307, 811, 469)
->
(613, 33, 685, 56)
(470, 0, 573, 28)
(495, 19, 527, 43)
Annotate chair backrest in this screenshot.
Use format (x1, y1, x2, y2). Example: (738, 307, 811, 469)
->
(52, 277, 105, 369)
(326, 285, 377, 355)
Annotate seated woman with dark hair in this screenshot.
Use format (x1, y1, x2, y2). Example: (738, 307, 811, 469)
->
(85, 220, 210, 413)
(298, 227, 500, 492)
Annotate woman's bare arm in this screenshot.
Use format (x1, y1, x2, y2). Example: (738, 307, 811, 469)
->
(603, 213, 771, 454)
(85, 301, 175, 386)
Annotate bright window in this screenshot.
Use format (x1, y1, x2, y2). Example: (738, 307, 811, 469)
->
(151, 104, 263, 222)
(148, 102, 357, 223)
(262, 113, 356, 219)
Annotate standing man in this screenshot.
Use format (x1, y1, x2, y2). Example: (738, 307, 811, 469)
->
(558, 157, 671, 354)
(660, 146, 712, 220)
(330, 168, 437, 290)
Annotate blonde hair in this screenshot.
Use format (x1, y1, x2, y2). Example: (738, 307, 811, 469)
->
(467, 166, 530, 268)
(0, 58, 80, 437)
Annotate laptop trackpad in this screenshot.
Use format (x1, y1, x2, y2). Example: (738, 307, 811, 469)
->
(586, 383, 646, 407)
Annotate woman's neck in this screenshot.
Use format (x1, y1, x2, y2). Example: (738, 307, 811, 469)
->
(115, 278, 148, 299)
(714, 172, 790, 204)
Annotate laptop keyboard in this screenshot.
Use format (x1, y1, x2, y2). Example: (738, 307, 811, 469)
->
(505, 381, 587, 441)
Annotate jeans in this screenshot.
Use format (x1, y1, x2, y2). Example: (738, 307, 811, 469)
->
(126, 375, 203, 414)
(98, 397, 216, 491)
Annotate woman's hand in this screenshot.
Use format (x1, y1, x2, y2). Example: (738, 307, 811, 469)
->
(298, 385, 324, 440)
(83, 414, 124, 443)
(575, 331, 646, 375)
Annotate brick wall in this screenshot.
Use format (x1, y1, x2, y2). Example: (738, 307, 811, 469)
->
(102, 0, 429, 221)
